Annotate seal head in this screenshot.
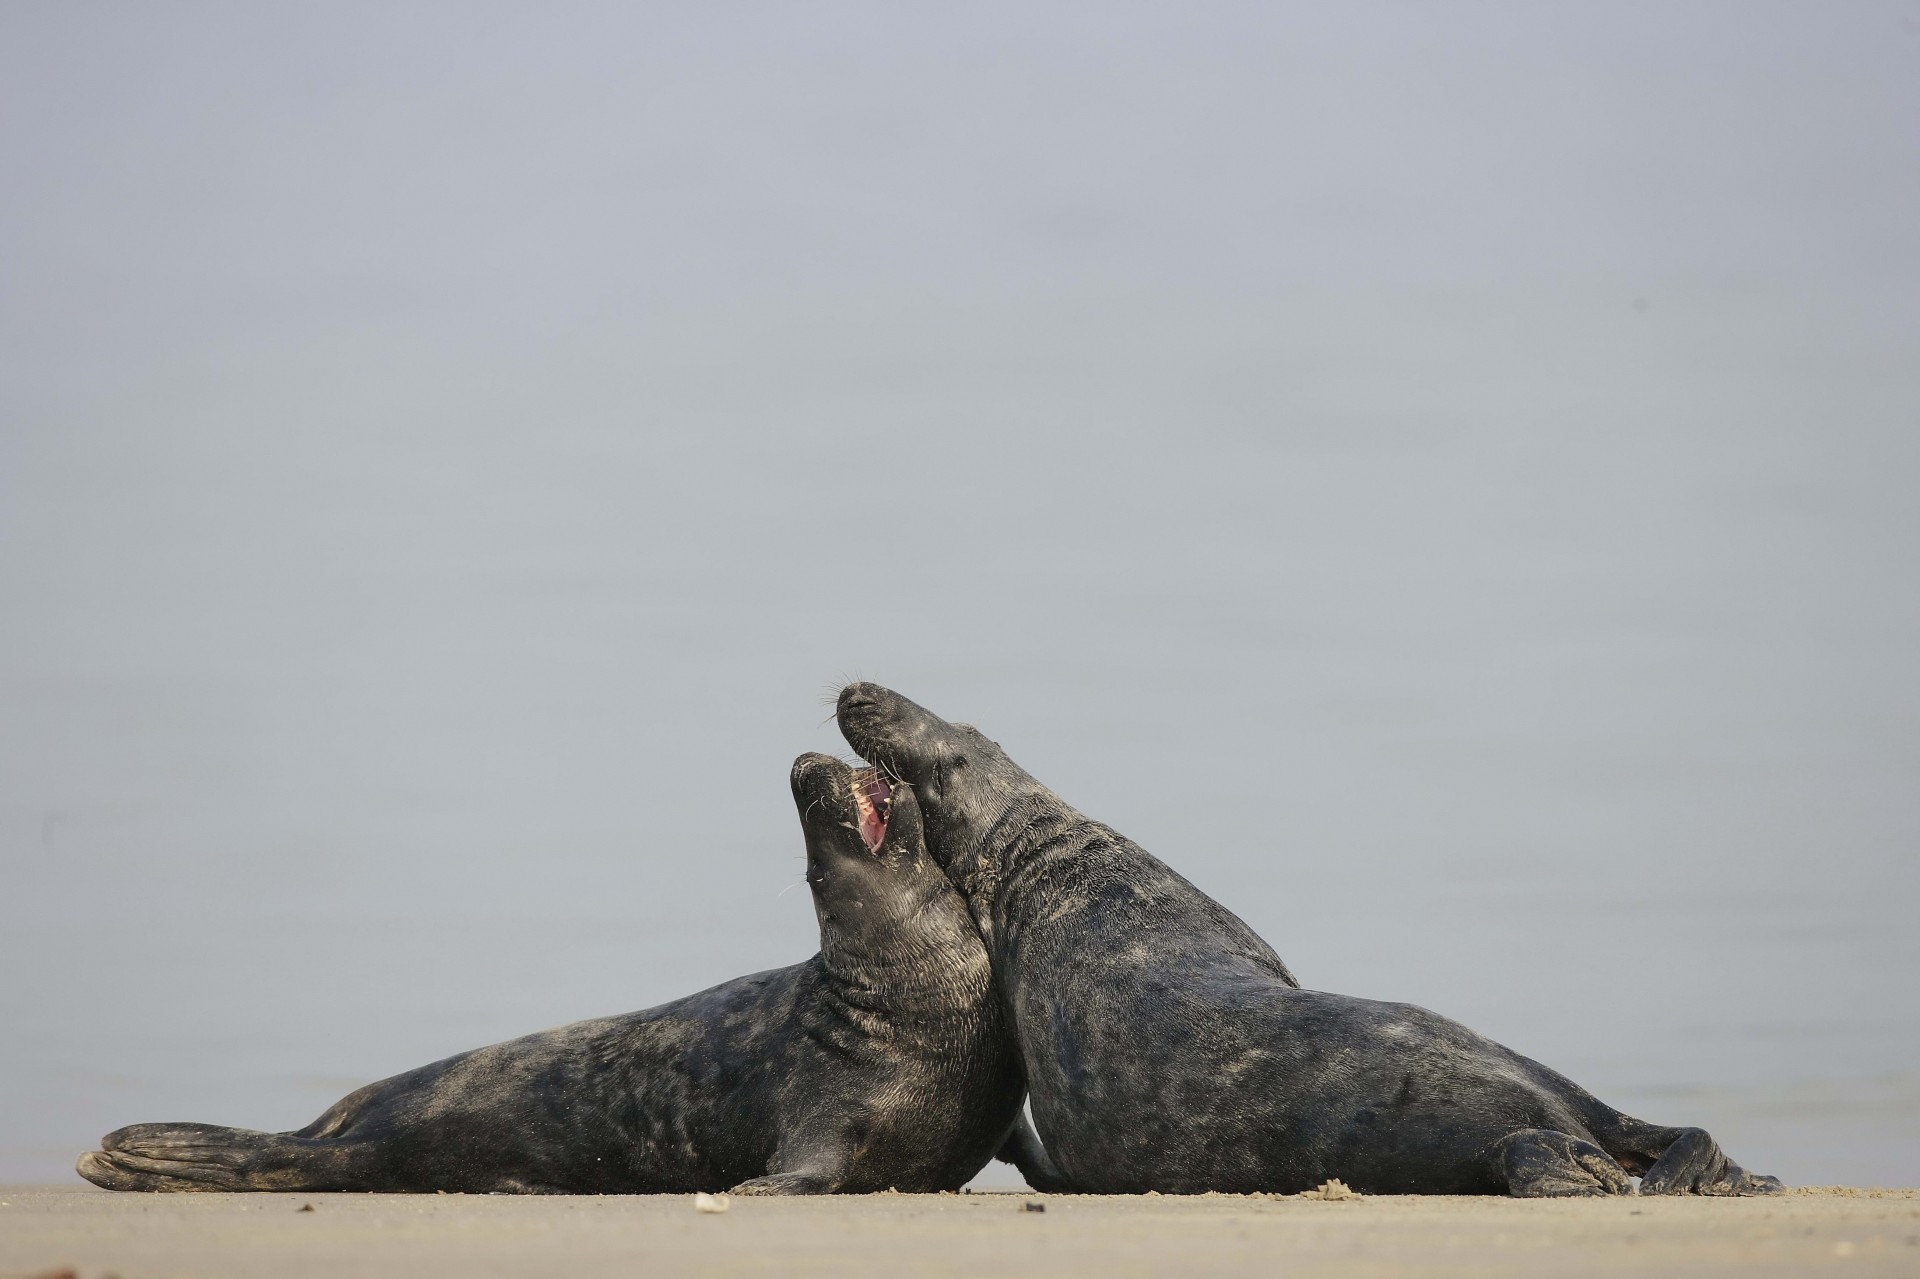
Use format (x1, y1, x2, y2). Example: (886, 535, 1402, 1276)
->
(834, 683, 1046, 892)
(791, 751, 937, 945)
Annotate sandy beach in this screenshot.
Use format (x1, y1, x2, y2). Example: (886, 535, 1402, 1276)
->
(2, 1185, 1915, 1278)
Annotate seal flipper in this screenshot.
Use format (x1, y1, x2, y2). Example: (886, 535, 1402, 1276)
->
(1637, 1127, 1784, 1196)
(730, 1140, 854, 1196)
(994, 1112, 1071, 1193)
(730, 1170, 841, 1195)
(1496, 1129, 1632, 1197)
(78, 1122, 372, 1192)
(1573, 1104, 1785, 1195)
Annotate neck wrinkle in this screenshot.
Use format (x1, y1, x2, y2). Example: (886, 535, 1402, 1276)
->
(959, 791, 1087, 912)
(816, 902, 994, 1025)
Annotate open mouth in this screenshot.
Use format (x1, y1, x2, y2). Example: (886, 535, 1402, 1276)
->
(849, 767, 892, 854)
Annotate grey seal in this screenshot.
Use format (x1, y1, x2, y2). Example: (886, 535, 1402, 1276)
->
(838, 682, 1782, 1198)
(77, 753, 1026, 1194)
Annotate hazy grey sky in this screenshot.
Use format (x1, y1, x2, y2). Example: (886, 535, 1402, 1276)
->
(3, 3, 1916, 1186)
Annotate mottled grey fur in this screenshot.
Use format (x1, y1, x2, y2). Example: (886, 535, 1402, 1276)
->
(838, 682, 1783, 1197)
(77, 754, 1025, 1194)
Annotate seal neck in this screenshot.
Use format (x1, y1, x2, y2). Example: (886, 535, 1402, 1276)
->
(954, 789, 1305, 990)
(945, 791, 1086, 918)
(815, 893, 995, 1026)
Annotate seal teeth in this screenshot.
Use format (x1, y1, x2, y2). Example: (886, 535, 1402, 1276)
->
(851, 767, 890, 855)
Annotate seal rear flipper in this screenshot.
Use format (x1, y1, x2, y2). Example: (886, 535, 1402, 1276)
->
(1638, 1127, 1785, 1196)
(78, 1122, 373, 1192)
(995, 1113, 1071, 1193)
(1575, 1104, 1787, 1195)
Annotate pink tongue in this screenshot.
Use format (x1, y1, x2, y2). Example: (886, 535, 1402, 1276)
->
(859, 806, 887, 853)
(855, 770, 891, 853)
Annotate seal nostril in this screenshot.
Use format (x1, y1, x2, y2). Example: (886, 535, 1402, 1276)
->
(838, 685, 880, 713)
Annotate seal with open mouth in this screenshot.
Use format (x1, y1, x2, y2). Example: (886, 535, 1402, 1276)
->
(76, 754, 1026, 1194)
(837, 681, 1783, 1198)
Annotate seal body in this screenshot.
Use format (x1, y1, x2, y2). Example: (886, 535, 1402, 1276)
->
(77, 755, 1025, 1195)
(838, 682, 1782, 1198)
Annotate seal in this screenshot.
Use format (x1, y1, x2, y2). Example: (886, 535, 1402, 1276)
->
(76, 754, 1026, 1194)
(838, 682, 1784, 1197)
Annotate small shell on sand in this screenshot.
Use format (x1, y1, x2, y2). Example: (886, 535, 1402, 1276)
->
(694, 1192, 731, 1214)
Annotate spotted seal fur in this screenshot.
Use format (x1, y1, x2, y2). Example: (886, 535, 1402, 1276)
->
(77, 754, 1026, 1194)
(838, 682, 1782, 1197)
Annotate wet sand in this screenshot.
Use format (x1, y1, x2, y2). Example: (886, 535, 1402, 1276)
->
(2, 1185, 1915, 1278)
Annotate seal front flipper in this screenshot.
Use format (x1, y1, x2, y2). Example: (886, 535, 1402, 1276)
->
(729, 1170, 841, 1195)
(730, 1133, 854, 1196)
(995, 1112, 1071, 1193)
(1495, 1129, 1632, 1198)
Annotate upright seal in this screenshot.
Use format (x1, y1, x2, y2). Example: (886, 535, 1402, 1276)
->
(839, 682, 1782, 1198)
(78, 754, 1025, 1194)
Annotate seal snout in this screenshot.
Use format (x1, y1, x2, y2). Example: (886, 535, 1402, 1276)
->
(835, 682, 887, 749)
(835, 681, 914, 772)
(837, 682, 883, 715)
(790, 752, 891, 855)
(790, 752, 841, 796)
